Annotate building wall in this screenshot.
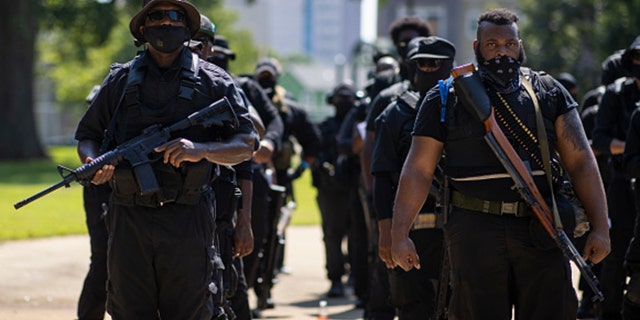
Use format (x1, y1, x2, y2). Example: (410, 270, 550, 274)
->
(225, 0, 361, 64)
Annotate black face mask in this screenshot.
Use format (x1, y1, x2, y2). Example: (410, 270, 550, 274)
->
(632, 64, 640, 79)
(479, 55, 521, 85)
(413, 60, 453, 97)
(144, 25, 189, 53)
(208, 56, 228, 71)
(258, 77, 276, 90)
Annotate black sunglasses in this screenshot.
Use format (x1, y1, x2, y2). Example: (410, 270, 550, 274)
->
(147, 10, 186, 22)
(415, 59, 444, 70)
(194, 36, 212, 45)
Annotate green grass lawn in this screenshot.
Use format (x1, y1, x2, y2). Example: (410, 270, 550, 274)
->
(0, 146, 321, 241)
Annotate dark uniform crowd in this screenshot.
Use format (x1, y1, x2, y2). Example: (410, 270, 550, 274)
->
(70, 0, 640, 319)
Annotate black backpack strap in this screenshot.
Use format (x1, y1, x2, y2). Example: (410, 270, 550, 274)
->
(177, 52, 200, 102)
(99, 55, 143, 153)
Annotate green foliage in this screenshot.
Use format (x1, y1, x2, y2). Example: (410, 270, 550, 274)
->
(37, 0, 260, 108)
(0, 146, 319, 241)
(520, 0, 640, 93)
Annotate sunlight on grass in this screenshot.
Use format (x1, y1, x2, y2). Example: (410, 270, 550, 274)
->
(0, 146, 321, 241)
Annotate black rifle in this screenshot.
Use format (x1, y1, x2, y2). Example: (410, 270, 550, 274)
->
(256, 181, 287, 310)
(14, 97, 238, 210)
(451, 63, 603, 302)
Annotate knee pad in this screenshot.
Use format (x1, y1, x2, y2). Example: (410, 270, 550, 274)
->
(626, 274, 640, 305)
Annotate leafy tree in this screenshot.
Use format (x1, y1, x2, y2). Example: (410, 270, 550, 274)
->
(520, 0, 640, 95)
(0, 0, 258, 160)
(0, 1, 44, 159)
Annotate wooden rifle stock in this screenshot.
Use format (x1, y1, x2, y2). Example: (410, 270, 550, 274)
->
(483, 111, 603, 302)
(450, 64, 603, 302)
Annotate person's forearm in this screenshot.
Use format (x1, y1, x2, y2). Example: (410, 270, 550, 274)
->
(237, 179, 253, 227)
(77, 140, 101, 162)
(391, 166, 432, 239)
(201, 133, 256, 165)
(567, 155, 609, 233)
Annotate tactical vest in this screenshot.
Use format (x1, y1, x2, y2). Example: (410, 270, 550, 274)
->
(442, 68, 561, 201)
(384, 89, 438, 212)
(604, 77, 640, 170)
(105, 51, 217, 208)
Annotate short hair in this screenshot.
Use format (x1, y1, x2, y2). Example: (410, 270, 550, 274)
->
(476, 8, 520, 40)
(389, 16, 432, 44)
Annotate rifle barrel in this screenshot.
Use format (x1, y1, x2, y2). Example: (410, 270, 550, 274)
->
(14, 178, 74, 210)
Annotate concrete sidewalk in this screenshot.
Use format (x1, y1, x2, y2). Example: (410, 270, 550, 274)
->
(0, 226, 365, 320)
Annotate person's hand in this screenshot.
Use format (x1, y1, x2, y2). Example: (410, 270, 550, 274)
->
(155, 138, 203, 167)
(391, 236, 421, 271)
(233, 219, 254, 258)
(582, 228, 611, 264)
(85, 157, 114, 185)
(252, 140, 274, 164)
(378, 231, 395, 269)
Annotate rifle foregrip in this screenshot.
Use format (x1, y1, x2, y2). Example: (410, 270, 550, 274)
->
(74, 151, 121, 182)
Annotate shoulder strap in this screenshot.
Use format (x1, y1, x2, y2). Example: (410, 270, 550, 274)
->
(398, 90, 420, 109)
(99, 55, 143, 153)
(177, 52, 200, 101)
(521, 74, 562, 229)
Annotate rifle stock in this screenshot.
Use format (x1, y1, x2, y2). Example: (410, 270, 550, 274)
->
(451, 64, 604, 302)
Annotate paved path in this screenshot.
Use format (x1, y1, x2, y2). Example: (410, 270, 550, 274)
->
(0, 226, 365, 320)
(0, 225, 588, 320)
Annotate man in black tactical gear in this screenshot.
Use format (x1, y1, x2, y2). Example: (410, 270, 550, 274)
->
(593, 35, 640, 320)
(206, 32, 285, 320)
(607, 36, 640, 320)
(313, 83, 362, 299)
(76, 87, 111, 320)
(249, 57, 320, 316)
(74, 1, 257, 319)
(391, 9, 610, 319)
(188, 13, 215, 60)
(359, 16, 433, 320)
(372, 36, 455, 320)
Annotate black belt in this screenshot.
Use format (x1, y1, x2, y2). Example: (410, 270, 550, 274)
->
(450, 190, 530, 217)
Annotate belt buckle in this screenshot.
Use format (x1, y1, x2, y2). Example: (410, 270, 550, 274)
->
(500, 201, 518, 215)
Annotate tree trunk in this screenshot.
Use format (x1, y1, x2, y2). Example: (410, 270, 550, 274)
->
(0, 0, 46, 160)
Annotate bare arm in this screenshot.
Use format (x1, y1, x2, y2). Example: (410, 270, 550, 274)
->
(234, 178, 254, 258)
(554, 109, 610, 263)
(155, 132, 256, 167)
(391, 136, 444, 270)
(360, 130, 376, 192)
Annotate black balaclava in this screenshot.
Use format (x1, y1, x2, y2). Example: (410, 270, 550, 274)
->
(632, 64, 640, 79)
(144, 25, 190, 53)
(257, 77, 277, 99)
(208, 55, 229, 72)
(332, 97, 354, 120)
(413, 60, 454, 97)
